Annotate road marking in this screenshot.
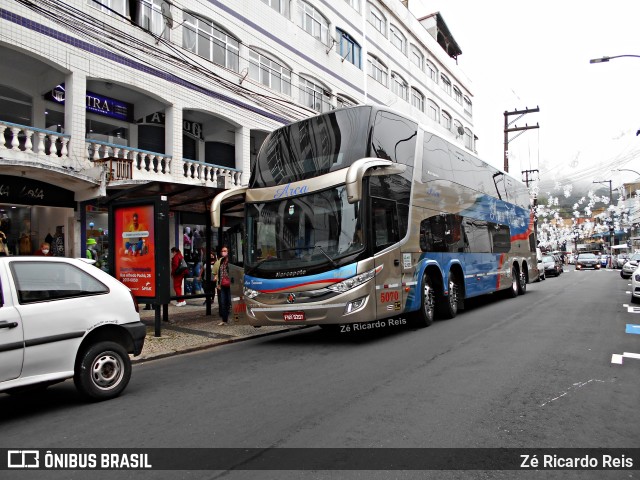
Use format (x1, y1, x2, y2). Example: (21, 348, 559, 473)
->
(539, 379, 606, 407)
(627, 306, 640, 314)
(612, 352, 640, 364)
(626, 324, 640, 334)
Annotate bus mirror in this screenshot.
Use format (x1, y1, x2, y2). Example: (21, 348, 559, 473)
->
(345, 158, 405, 203)
(210, 186, 248, 227)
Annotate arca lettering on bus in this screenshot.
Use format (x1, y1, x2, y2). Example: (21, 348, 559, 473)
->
(274, 183, 309, 199)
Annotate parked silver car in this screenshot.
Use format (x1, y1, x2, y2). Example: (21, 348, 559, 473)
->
(621, 253, 640, 279)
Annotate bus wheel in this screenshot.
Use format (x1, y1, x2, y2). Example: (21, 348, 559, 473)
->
(517, 267, 527, 295)
(438, 272, 459, 320)
(506, 266, 519, 298)
(412, 274, 435, 328)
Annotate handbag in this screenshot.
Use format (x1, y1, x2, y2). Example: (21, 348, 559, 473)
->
(220, 262, 231, 287)
(175, 257, 189, 276)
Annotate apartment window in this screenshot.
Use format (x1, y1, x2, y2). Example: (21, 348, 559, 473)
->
(87, 0, 128, 16)
(440, 73, 451, 95)
(337, 95, 357, 109)
(441, 110, 452, 130)
(453, 86, 462, 105)
(368, 55, 388, 86)
(261, 0, 290, 16)
(464, 96, 473, 116)
(391, 73, 408, 101)
(453, 120, 463, 140)
(389, 25, 406, 55)
(249, 50, 292, 96)
(299, 1, 329, 45)
(411, 88, 424, 112)
(138, 0, 167, 38)
(183, 13, 239, 71)
(367, 3, 386, 36)
(300, 77, 331, 112)
(427, 99, 439, 122)
(410, 45, 424, 70)
(464, 128, 473, 149)
(344, 0, 360, 12)
(337, 29, 362, 68)
(426, 60, 438, 83)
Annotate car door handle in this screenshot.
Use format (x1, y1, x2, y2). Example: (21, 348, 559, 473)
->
(0, 321, 18, 329)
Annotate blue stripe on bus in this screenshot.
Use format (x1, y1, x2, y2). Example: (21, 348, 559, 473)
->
(458, 194, 531, 238)
(244, 263, 358, 292)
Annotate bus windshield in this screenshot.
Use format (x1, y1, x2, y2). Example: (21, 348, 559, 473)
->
(250, 106, 372, 188)
(245, 185, 363, 276)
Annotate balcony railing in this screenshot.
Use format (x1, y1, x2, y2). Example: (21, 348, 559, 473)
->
(87, 140, 172, 181)
(182, 158, 242, 188)
(0, 120, 70, 160)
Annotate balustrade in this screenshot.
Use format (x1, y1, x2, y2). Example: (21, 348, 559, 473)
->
(0, 120, 69, 161)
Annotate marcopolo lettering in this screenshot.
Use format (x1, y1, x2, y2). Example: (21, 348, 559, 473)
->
(274, 183, 309, 199)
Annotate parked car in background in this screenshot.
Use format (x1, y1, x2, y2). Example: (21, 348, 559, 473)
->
(0, 257, 146, 401)
(567, 253, 576, 265)
(621, 253, 640, 279)
(536, 248, 545, 281)
(631, 265, 640, 304)
(615, 253, 629, 269)
(553, 255, 564, 274)
(575, 253, 601, 270)
(600, 254, 610, 267)
(542, 255, 562, 277)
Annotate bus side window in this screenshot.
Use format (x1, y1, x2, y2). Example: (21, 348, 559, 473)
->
(371, 197, 398, 252)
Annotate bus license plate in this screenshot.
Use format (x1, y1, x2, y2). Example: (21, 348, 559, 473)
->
(283, 311, 305, 322)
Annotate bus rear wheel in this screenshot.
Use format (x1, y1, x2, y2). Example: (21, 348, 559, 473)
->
(412, 274, 435, 328)
(506, 266, 519, 298)
(517, 267, 527, 295)
(437, 273, 459, 320)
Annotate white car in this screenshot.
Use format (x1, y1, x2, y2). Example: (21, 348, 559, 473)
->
(0, 257, 146, 400)
(631, 265, 640, 304)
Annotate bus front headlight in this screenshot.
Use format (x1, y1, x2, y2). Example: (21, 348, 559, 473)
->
(327, 266, 380, 293)
(244, 287, 259, 299)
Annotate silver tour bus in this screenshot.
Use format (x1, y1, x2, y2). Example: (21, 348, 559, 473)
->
(211, 106, 538, 328)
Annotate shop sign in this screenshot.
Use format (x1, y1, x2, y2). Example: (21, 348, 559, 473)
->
(45, 84, 134, 122)
(0, 175, 75, 207)
(137, 112, 204, 140)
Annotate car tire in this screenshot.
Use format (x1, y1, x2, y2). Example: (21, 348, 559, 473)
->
(631, 296, 640, 305)
(411, 274, 435, 328)
(437, 272, 459, 319)
(621, 272, 630, 279)
(74, 341, 132, 401)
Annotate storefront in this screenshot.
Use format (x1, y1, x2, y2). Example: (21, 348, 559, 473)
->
(0, 175, 75, 256)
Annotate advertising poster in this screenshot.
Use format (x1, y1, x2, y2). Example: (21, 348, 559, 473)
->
(114, 204, 155, 297)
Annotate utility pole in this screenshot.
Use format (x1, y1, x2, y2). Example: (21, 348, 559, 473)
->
(504, 106, 540, 173)
(522, 169, 540, 239)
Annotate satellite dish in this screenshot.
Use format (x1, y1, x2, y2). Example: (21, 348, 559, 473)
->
(161, 0, 173, 28)
(457, 126, 464, 136)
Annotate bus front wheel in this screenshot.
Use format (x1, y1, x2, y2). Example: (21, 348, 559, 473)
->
(437, 273, 459, 320)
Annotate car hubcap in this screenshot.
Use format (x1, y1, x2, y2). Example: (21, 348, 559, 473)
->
(91, 353, 123, 390)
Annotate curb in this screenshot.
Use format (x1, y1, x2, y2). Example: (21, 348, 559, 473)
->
(132, 325, 311, 364)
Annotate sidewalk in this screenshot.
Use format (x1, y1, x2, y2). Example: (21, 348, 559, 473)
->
(135, 299, 307, 363)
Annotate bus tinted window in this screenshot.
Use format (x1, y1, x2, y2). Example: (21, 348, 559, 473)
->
(370, 111, 417, 171)
(422, 133, 454, 182)
(250, 106, 372, 187)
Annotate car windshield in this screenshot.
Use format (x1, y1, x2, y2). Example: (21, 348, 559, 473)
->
(630, 253, 640, 262)
(578, 254, 596, 259)
(245, 185, 363, 276)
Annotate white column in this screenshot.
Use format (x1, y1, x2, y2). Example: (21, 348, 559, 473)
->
(64, 71, 87, 168)
(165, 104, 183, 178)
(32, 95, 47, 130)
(235, 125, 249, 186)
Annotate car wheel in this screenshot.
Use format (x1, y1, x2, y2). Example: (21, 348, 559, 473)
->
(74, 341, 131, 401)
(437, 272, 459, 319)
(412, 274, 435, 327)
(506, 266, 519, 298)
(621, 272, 629, 279)
(631, 296, 640, 305)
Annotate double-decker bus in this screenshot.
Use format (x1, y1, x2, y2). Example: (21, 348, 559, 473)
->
(211, 106, 538, 328)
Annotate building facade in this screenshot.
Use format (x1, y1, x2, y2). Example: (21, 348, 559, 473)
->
(0, 0, 475, 262)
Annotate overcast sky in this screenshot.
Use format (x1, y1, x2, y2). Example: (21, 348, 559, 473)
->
(410, 0, 640, 192)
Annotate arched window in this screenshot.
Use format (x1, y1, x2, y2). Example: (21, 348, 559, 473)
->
(410, 44, 424, 70)
(441, 110, 452, 130)
(138, 0, 167, 38)
(337, 95, 358, 109)
(344, 0, 360, 12)
(367, 3, 386, 36)
(453, 120, 464, 141)
(411, 87, 424, 112)
(299, 1, 329, 45)
(391, 72, 408, 101)
(183, 13, 239, 71)
(368, 55, 388, 86)
(464, 96, 473, 116)
(389, 24, 406, 55)
(300, 77, 331, 112)
(427, 99, 439, 122)
(440, 73, 451, 95)
(464, 128, 473, 149)
(249, 49, 292, 96)
(261, 0, 290, 17)
(337, 29, 362, 68)
(426, 60, 438, 83)
(453, 86, 462, 104)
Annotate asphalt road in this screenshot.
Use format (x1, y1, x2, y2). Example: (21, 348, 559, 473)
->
(2, 266, 639, 479)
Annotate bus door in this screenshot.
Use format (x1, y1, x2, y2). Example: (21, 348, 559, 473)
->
(211, 188, 247, 323)
(371, 197, 403, 318)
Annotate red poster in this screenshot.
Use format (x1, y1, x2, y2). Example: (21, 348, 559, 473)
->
(114, 205, 155, 297)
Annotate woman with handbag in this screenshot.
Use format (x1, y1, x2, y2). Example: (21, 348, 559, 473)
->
(213, 245, 232, 325)
(170, 247, 188, 306)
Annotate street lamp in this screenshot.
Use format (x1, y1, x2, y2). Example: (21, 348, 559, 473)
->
(590, 55, 640, 63)
(614, 168, 640, 178)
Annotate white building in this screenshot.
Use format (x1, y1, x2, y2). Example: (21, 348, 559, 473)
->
(0, 0, 475, 261)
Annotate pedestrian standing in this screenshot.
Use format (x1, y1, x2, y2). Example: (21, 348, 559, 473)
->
(171, 247, 188, 306)
(213, 245, 232, 325)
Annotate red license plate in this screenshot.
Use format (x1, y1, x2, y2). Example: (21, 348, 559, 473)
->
(283, 311, 305, 322)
